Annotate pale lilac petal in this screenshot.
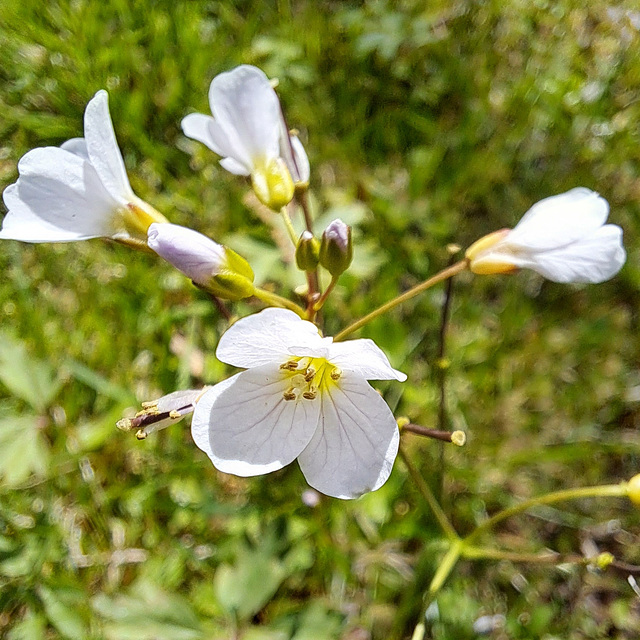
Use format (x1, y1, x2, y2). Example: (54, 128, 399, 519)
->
(507, 188, 608, 251)
(147, 222, 225, 285)
(513, 224, 626, 283)
(192, 364, 320, 476)
(209, 65, 281, 167)
(297, 373, 399, 499)
(328, 339, 407, 381)
(0, 147, 119, 242)
(84, 90, 134, 202)
(216, 308, 324, 369)
(60, 137, 89, 160)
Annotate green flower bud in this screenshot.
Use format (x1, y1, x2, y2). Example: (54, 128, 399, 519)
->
(251, 157, 295, 210)
(319, 219, 353, 277)
(295, 231, 320, 272)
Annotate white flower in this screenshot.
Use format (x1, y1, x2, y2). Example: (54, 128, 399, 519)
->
(0, 90, 166, 245)
(181, 65, 310, 209)
(191, 308, 406, 499)
(465, 188, 626, 283)
(147, 222, 255, 300)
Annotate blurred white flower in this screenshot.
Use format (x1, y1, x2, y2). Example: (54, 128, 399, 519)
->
(181, 65, 309, 209)
(0, 90, 166, 245)
(191, 308, 406, 499)
(147, 222, 255, 300)
(465, 188, 626, 283)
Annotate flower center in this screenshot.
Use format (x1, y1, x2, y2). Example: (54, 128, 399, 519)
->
(279, 356, 342, 402)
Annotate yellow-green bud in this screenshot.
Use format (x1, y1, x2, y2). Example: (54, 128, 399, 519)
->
(251, 157, 295, 210)
(295, 231, 320, 271)
(319, 219, 353, 277)
(628, 474, 640, 506)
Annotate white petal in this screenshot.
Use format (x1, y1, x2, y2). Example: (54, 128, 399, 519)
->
(329, 339, 407, 381)
(84, 90, 134, 202)
(156, 388, 204, 414)
(216, 308, 323, 369)
(513, 224, 626, 283)
(507, 188, 608, 251)
(192, 364, 320, 476)
(219, 157, 250, 176)
(147, 222, 225, 285)
(181, 113, 251, 175)
(0, 147, 119, 242)
(289, 135, 310, 184)
(60, 137, 89, 160)
(297, 373, 399, 499)
(209, 65, 281, 168)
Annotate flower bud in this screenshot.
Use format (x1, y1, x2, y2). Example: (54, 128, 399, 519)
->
(251, 157, 295, 210)
(319, 219, 353, 277)
(147, 223, 255, 301)
(628, 474, 640, 506)
(465, 229, 516, 275)
(295, 231, 320, 271)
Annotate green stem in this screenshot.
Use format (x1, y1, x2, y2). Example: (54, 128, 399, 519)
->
(429, 539, 463, 594)
(462, 545, 568, 564)
(466, 482, 629, 545)
(312, 275, 338, 313)
(399, 446, 459, 541)
(280, 207, 298, 245)
(333, 259, 469, 341)
(252, 287, 306, 318)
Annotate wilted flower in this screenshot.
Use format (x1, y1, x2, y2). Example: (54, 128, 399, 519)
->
(191, 308, 406, 499)
(117, 389, 205, 440)
(465, 188, 626, 283)
(181, 65, 309, 209)
(0, 90, 166, 246)
(147, 223, 255, 300)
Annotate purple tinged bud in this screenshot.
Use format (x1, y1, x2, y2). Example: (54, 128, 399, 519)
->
(319, 218, 353, 276)
(147, 223, 255, 300)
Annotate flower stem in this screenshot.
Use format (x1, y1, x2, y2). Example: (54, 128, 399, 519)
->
(333, 259, 469, 341)
(466, 482, 629, 544)
(312, 275, 338, 313)
(399, 445, 459, 541)
(280, 206, 299, 246)
(252, 287, 306, 318)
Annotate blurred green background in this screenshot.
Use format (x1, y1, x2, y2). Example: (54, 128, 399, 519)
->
(1, 0, 639, 638)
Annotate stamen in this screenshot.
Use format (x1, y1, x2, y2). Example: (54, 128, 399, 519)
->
(304, 366, 316, 382)
(283, 388, 297, 401)
(330, 367, 342, 381)
(136, 429, 148, 440)
(302, 386, 318, 400)
(116, 418, 133, 432)
(141, 400, 158, 409)
(279, 359, 299, 371)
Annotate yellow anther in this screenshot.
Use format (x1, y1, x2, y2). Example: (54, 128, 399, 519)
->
(330, 367, 342, 381)
(116, 418, 133, 432)
(304, 367, 316, 382)
(283, 388, 297, 401)
(595, 552, 615, 571)
(280, 360, 299, 371)
(135, 429, 147, 440)
(141, 400, 158, 409)
(451, 430, 466, 447)
(396, 416, 410, 430)
(169, 410, 181, 420)
(302, 387, 318, 400)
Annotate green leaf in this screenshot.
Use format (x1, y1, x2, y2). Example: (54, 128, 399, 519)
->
(7, 611, 47, 640)
(213, 545, 288, 621)
(0, 334, 62, 412)
(0, 415, 49, 487)
(92, 581, 202, 640)
(38, 586, 88, 640)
